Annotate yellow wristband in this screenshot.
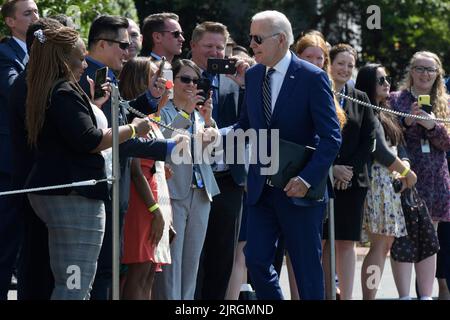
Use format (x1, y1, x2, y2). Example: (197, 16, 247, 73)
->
(148, 203, 159, 213)
(128, 124, 136, 138)
(180, 110, 190, 119)
(400, 167, 410, 177)
(153, 116, 161, 122)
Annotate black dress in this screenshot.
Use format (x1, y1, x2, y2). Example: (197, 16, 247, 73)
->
(323, 84, 377, 241)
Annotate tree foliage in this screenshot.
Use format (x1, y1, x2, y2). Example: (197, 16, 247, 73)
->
(1, 0, 448, 86)
(0, 0, 138, 40)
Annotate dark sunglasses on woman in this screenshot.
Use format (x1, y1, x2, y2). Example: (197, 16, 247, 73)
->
(177, 75, 199, 85)
(377, 76, 391, 86)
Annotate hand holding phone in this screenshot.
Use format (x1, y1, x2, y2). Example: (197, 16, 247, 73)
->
(196, 77, 211, 105)
(418, 95, 432, 114)
(94, 67, 108, 100)
(207, 58, 237, 74)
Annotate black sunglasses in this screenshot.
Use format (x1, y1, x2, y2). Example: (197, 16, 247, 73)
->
(159, 30, 184, 39)
(377, 76, 391, 86)
(176, 75, 199, 85)
(249, 33, 280, 45)
(95, 38, 130, 50)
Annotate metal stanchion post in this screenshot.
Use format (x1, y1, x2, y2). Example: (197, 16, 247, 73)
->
(111, 84, 120, 300)
(328, 167, 336, 300)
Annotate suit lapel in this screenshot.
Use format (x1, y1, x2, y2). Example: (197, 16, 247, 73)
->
(8, 38, 27, 66)
(270, 55, 301, 123)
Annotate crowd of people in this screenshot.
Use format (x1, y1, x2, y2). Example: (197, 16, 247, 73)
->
(1, 0, 449, 300)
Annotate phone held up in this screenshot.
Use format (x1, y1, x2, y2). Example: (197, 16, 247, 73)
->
(94, 66, 108, 100)
(157, 56, 174, 99)
(418, 95, 432, 114)
(196, 77, 211, 106)
(207, 57, 237, 75)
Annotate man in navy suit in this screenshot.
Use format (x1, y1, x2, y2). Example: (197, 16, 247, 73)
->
(0, 0, 38, 299)
(235, 10, 341, 300)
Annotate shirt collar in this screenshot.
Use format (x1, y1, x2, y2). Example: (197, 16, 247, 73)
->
(266, 50, 291, 76)
(86, 56, 117, 82)
(150, 52, 162, 61)
(12, 36, 27, 55)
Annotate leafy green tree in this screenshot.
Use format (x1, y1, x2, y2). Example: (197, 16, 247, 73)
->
(358, 0, 450, 87)
(1, 0, 138, 40)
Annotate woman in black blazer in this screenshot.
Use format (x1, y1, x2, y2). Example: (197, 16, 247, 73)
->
(25, 27, 151, 299)
(322, 44, 377, 300)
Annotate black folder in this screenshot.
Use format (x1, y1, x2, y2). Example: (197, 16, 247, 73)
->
(270, 139, 328, 200)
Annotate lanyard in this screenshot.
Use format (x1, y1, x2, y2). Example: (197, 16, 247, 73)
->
(339, 86, 346, 108)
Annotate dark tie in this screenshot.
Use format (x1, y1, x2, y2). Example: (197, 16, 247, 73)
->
(263, 68, 275, 126)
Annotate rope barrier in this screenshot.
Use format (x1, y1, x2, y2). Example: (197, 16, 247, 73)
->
(0, 178, 114, 196)
(333, 91, 450, 124)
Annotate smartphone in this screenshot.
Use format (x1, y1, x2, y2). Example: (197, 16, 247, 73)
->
(418, 95, 432, 114)
(207, 58, 237, 74)
(162, 68, 173, 99)
(196, 77, 211, 105)
(156, 56, 166, 77)
(94, 66, 108, 100)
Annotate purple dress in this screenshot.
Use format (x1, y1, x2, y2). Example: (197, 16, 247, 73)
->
(390, 90, 450, 222)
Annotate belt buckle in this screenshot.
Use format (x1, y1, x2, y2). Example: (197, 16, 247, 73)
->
(266, 178, 274, 187)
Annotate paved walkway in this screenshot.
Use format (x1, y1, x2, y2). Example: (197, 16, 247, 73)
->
(279, 246, 439, 300)
(8, 247, 440, 300)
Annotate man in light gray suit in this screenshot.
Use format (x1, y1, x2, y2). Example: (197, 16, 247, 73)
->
(153, 59, 220, 300)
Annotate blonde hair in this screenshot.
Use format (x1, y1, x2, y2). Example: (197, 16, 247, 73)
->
(401, 51, 450, 131)
(295, 33, 347, 129)
(26, 26, 84, 146)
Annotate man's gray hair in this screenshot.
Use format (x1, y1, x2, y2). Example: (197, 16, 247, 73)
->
(251, 10, 294, 47)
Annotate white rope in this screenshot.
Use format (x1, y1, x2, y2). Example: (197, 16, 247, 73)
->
(0, 178, 114, 196)
(333, 91, 450, 124)
(123, 102, 192, 137)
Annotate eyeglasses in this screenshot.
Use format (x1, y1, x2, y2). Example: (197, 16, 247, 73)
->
(413, 66, 438, 74)
(159, 30, 184, 39)
(95, 38, 130, 50)
(176, 75, 199, 85)
(377, 76, 391, 86)
(249, 33, 280, 45)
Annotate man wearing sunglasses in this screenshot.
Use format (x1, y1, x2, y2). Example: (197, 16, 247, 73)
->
(234, 10, 341, 300)
(79, 15, 175, 300)
(141, 12, 184, 63)
(190, 21, 248, 301)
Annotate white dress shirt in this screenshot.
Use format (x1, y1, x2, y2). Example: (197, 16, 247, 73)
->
(266, 50, 291, 111)
(265, 50, 311, 189)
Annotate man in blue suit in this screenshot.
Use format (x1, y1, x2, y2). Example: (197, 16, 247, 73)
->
(0, 0, 39, 299)
(235, 10, 341, 300)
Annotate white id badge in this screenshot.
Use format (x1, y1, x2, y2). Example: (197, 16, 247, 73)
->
(421, 139, 431, 153)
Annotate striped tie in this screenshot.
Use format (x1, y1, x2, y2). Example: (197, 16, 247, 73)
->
(263, 68, 275, 126)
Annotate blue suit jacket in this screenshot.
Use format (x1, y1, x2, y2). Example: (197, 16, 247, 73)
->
(236, 53, 342, 206)
(0, 37, 27, 175)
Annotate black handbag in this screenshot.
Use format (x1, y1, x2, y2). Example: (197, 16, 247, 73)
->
(390, 188, 440, 263)
(270, 139, 328, 200)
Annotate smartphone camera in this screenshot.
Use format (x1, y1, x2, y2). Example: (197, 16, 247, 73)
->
(392, 178, 403, 193)
(207, 58, 237, 74)
(94, 66, 108, 100)
(196, 77, 211, 105)
(418, 95, 432, 114)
